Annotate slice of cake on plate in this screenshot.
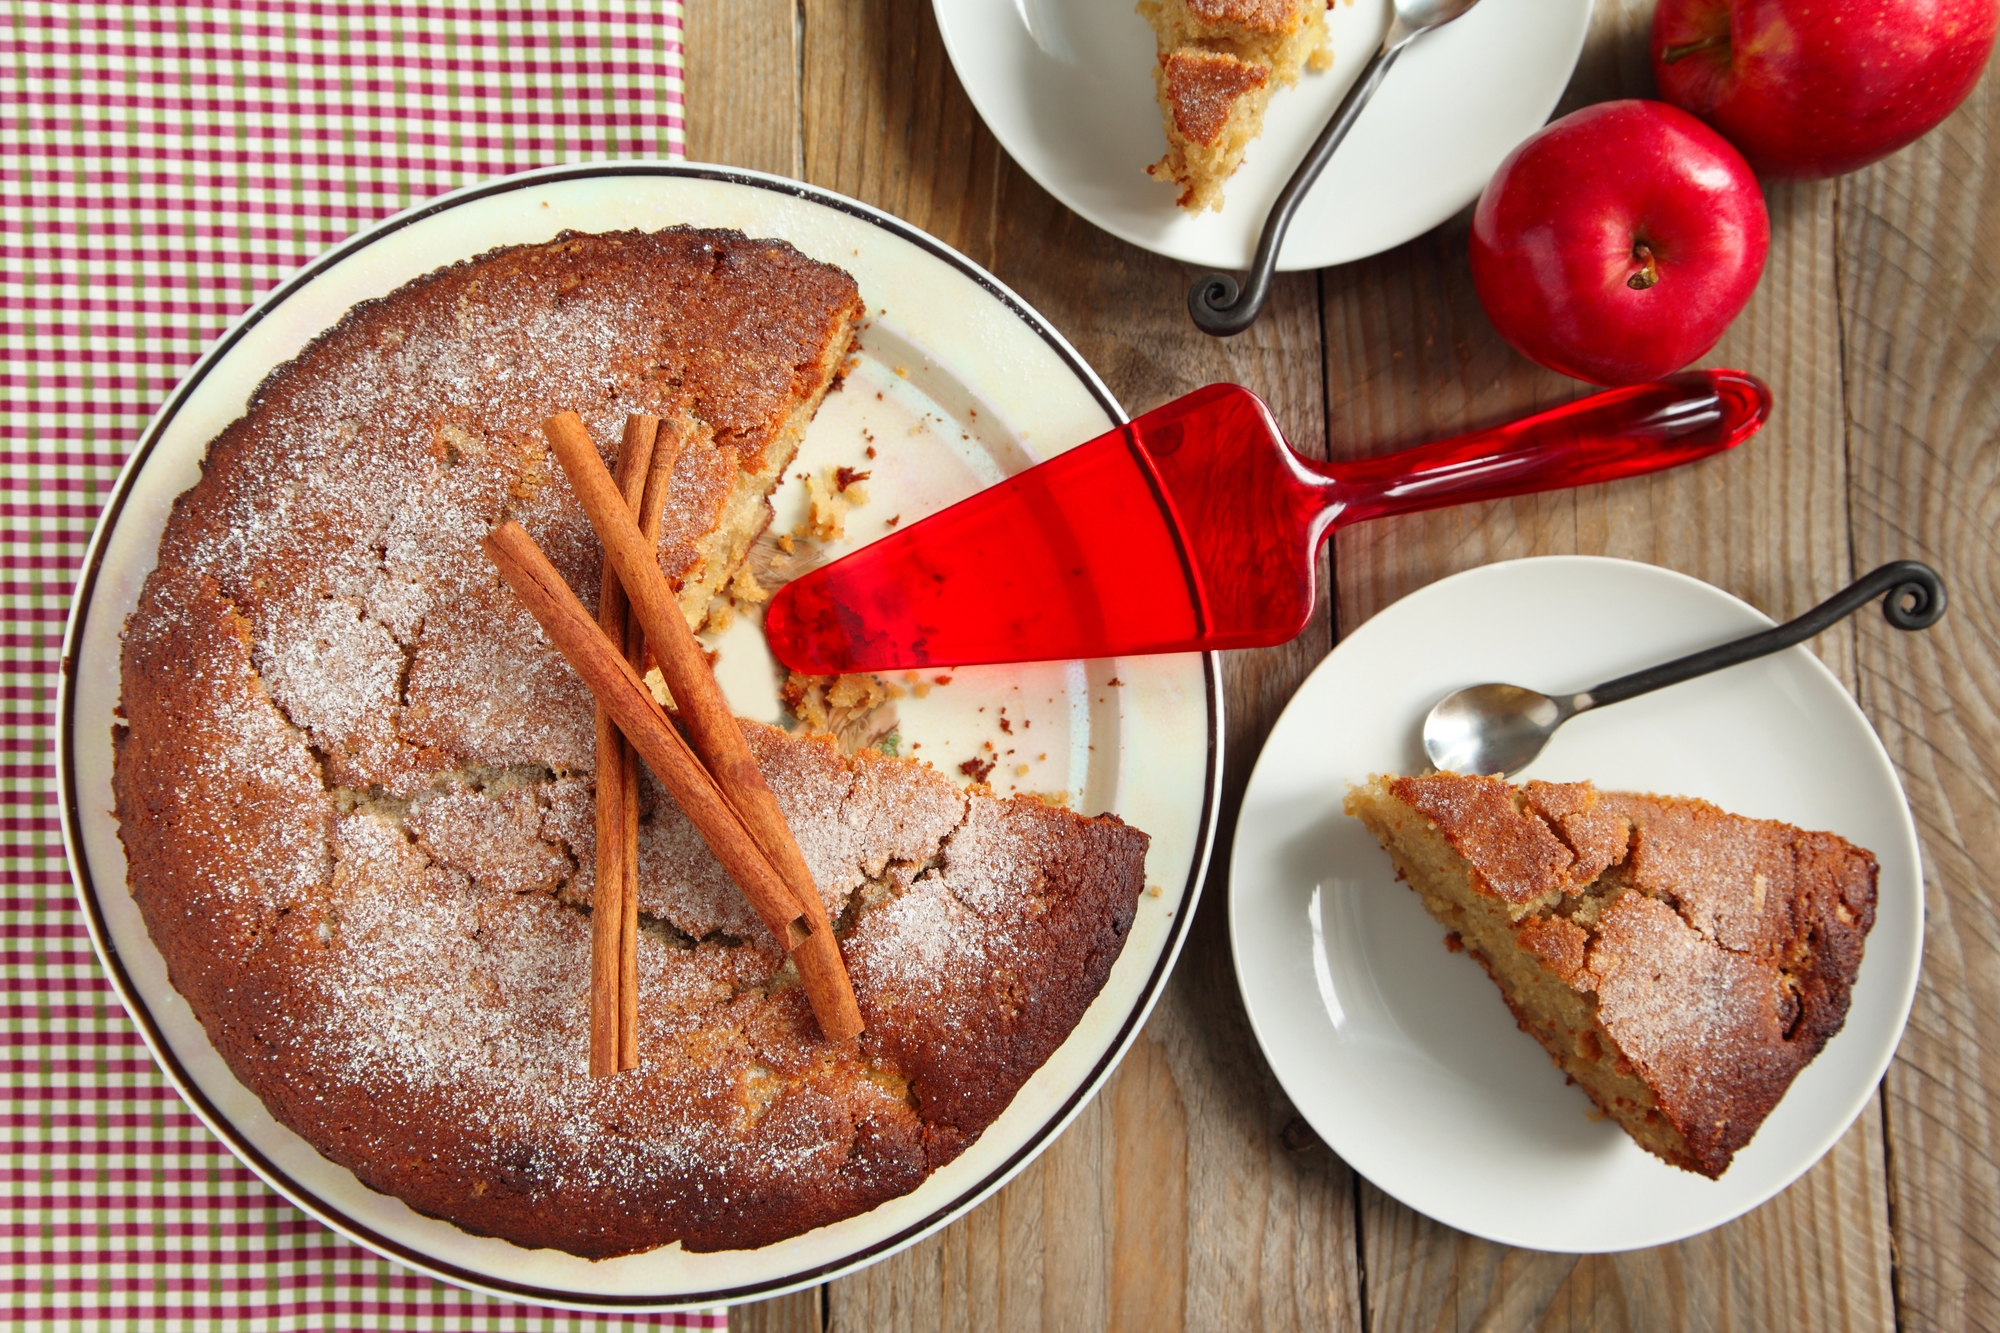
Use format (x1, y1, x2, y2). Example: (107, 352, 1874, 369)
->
(1139, 0, 1333, 211)
(1345, 772, 1877, 1178)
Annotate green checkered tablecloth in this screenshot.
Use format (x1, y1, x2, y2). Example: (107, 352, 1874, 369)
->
(2, 3, 740, 1325)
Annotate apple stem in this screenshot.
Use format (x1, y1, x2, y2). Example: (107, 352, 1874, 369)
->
(1628, 243, 1660, 291)
(1660, 31, 1730, 65)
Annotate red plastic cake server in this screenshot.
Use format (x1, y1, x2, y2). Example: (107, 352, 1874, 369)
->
(764, 370, 1771, 672)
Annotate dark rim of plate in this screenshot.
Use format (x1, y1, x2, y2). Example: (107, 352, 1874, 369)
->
(55, 162, 1223, 1312)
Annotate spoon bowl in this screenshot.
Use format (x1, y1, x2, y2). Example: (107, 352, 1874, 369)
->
(1422, 683, 1573, 777)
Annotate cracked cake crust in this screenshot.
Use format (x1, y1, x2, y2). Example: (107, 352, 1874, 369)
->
(111, 230, 1152, 1257)
(1345, 773, 1877, 1179)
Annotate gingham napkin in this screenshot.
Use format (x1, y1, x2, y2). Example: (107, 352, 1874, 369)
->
(1, 3, 737, 1326)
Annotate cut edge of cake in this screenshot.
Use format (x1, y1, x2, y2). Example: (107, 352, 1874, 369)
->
(1344, 772, 1878, 1180)
(674, 314, 861, 631)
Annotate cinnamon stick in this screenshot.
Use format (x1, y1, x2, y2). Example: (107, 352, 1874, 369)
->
(589, 695, 632, 1077)
(619, 742, 639, 1066)
(625, 414, 688, 682)
(588, 414, 658, 1077)
(616, 413, 678, 1067)
(637, 414, 689, 565)
(480, 522, 820, 1009)
(542, 411, 864, 1042)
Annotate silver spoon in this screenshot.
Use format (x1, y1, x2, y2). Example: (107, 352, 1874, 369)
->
(1189, 0, 1486, 336)
(1423, 562, 1947, 778)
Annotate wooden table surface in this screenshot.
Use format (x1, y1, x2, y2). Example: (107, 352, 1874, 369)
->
(686, 3, 2000, 1329)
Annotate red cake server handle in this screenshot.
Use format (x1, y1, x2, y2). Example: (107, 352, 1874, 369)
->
(765, 370, 1771, 672)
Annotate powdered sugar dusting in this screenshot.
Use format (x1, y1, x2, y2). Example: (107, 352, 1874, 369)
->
(407, 780, 574, 897)
(254, 593, 407, 786)
(117, 574, 331, 913)
(850, 878, 987, 1001)
(847, 794, 1046, 1012)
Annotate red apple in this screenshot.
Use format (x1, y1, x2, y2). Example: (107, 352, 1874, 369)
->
(1653, 0, 1998, 180)
(1469, 101, 1769, 387)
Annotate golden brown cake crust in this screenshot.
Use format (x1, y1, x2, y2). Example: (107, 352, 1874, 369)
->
(1363, 774, 1877, 1178)
(1186, 0, 1313, 32)
(1163, 49, 1270, 146)
(112, 231, 1152, 1257)
(1389, 773, 1575, 909)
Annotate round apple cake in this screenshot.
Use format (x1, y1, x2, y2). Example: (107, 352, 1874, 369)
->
(112, 229, 1150, 1257)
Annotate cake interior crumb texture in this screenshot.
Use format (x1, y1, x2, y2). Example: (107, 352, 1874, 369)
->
(1344, 773, 1877, 1178)
(110, 229, 1153, 1259)
(1139, 0, 1332, 211)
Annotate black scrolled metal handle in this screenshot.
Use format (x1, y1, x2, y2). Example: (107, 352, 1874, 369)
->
(1189, 44, 1404, 337)
(1584, 561, 1947, 711)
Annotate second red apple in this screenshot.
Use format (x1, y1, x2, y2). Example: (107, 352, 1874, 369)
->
(1652, 0, 1998, 180)
(1470, 101, 1769, 387)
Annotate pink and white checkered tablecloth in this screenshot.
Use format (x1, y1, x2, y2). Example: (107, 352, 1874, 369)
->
(2, 4, 738, 1326)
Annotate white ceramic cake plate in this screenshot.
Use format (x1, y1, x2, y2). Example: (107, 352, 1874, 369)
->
(57, 164, 1221, 1310)
(1231, 557, 1922, 1252)
(933, 0, 1593, 270)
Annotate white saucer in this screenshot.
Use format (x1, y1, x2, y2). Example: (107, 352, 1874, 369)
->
(1230, 557, 1922, 1252)
(933, 0, 1592, 270)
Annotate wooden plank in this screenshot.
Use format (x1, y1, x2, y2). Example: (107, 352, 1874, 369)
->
(796, 0, 1003, 265)
(1325, 2, 1896, 1329)
(789, 2, 1361, 1330)
(683, 0, 801, 176)
(730, 1288, 821, 1333)
(1836, 61, 2000, 1333)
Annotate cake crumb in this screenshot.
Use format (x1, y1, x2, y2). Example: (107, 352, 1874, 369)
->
(959, 756, 995, 783)
(728, 567, 769, 605)
(643, 667, 673, 709)
(780, 671, 900, 755)
(797, 466, 869, 542)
